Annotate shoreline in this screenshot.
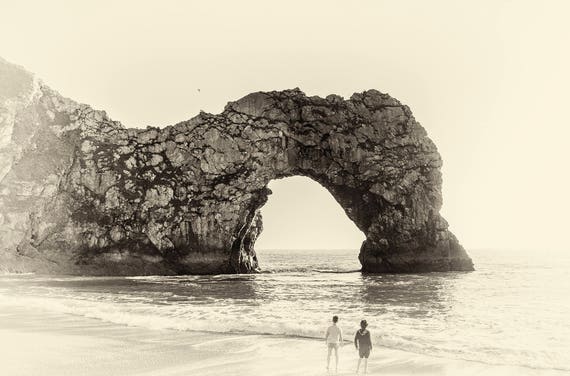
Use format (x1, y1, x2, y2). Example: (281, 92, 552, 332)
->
(0, 305, 568, 376)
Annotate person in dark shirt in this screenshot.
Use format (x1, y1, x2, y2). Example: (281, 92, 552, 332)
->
(354, 319, 372, 374)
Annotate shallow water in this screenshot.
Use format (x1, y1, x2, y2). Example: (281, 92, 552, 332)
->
(0, 248, 569, 372)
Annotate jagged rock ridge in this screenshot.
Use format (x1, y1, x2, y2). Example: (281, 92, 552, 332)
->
(0, 58, 473, 275)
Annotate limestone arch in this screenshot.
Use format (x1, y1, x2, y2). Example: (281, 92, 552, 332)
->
(222, 90, 473, 274)
(0, 60, 473, 275)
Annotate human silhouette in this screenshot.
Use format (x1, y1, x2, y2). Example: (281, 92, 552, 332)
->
(325, 315, 343, 373)
(354, 320, 372, 374)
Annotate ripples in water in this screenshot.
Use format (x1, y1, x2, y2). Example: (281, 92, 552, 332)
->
(0, 248, 569, 371)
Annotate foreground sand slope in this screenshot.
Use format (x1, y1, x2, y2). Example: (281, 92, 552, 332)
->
(0, 306, 565, 376)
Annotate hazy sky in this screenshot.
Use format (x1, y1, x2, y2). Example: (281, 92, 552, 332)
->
(1, 0, 568, 251)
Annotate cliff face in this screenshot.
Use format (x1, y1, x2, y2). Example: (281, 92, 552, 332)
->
(0, 58, 473, 275)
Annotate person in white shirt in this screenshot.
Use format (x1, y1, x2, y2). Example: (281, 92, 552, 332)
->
(325, 315, 343, 373)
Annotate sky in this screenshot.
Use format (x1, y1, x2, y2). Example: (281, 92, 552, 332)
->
(1, 0, 568, 251)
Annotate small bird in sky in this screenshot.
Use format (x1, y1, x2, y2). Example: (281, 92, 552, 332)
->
(197, 88, 201, 92)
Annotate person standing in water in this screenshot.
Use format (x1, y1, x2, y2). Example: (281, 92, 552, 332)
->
(354, 320, 372, 374)
(325, 315, 343, 373)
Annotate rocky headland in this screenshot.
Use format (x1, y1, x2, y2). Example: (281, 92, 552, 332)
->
(0, 58, 473, 275)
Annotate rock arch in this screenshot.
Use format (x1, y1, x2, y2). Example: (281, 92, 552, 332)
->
(221, 91, 473, 273)
(0, 58, 473, 274)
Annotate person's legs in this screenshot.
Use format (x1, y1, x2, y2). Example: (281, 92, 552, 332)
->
(358, 348, 370, 374)
(334, 345, 339, 372)
(356, 357, 362, 374)
(363, 349, 370, 375)
(327, 345, 332, 371)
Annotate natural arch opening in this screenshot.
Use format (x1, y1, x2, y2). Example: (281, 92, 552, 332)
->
(255, 176, 365, 270)
(256, 176, 366, 250)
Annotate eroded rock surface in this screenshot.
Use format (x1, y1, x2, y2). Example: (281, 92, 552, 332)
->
(0, 58, 473, 275)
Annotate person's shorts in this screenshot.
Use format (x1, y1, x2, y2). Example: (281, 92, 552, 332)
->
(328, 343, 339, 350)
(358, 347, 371, 358)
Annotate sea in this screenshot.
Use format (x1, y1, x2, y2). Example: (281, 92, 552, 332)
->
(0, 248, 569, 373)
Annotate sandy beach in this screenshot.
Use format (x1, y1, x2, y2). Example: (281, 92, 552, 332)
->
(0, 305, 566, 376)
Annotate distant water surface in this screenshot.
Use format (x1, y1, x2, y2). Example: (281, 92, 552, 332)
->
(0, 248, 569, 372)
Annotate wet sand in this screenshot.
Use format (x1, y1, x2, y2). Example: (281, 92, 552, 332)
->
(0, 306, 566, 376)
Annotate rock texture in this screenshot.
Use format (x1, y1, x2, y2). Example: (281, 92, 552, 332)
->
(0, 58, 473, 275)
